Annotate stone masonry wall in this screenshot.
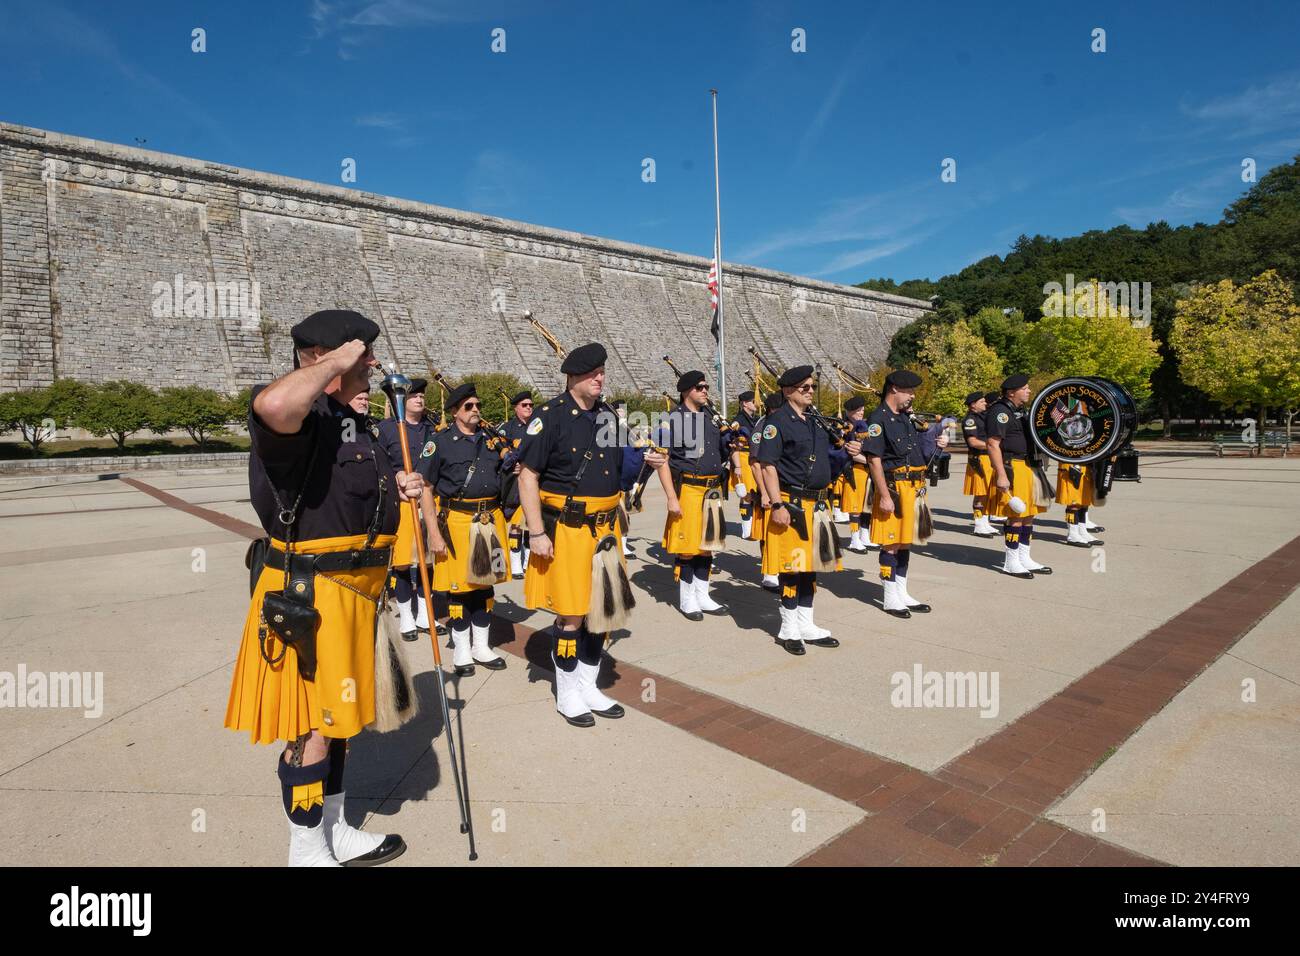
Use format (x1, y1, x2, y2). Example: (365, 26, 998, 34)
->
(0, 122, 932, 399)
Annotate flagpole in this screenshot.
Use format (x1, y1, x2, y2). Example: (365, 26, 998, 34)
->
(710, 88, 727, 420)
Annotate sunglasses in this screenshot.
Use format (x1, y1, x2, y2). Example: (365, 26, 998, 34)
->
(794, 383, 815, 392)
(519, 402, 534, 407)
(462, 401, 481, 410)
(694, 384, 710, 391)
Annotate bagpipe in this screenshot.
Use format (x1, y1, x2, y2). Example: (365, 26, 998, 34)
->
(661, 355, 736, 435)
(523, 308, 567, 360)
(1027, 376, 1140, 506)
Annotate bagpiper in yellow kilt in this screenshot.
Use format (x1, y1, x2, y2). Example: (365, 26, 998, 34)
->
(516, 343, 635, 729)
(1057, 462, 1103, 546)
(985, 376, 1052, 577)
(232, 307, 412, 867)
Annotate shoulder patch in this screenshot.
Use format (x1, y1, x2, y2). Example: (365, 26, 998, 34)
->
(527, 418, 544, 435)
(762, 424, 778, 440)
(866, 423, 883, 437)
(420, 440, 436, 458)
(964, 418, 975, 428)
(997, 412, 1009, 423)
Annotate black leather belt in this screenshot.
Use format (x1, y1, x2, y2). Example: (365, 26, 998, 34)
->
(778, 484, 830, 504)
(540, 501, 621, 535)
(679, 473, 723, 488)
(265, 546, 391, 573)
(445, 497, 501, 515)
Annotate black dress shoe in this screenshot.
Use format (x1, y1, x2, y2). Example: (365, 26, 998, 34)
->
(778, 638, 806, 656)
(884, 607, 912, 619)
(1002, 569, 1035, 579)
(401, 629, 419, 642)
(681, 608, 704, 622)
(592, 703, 624, 719)
(973, 529, 998, 537)
(563, 712, 596, 728)
(761, 581, 781, 592)
(474, 656, 508, 671)
(454, 663, 476, 677)
(1029, 566, 1053, 575)
(847, 545, 868, 554)
(1066, 540, 1092, 548)
(804, 636, 840, 648)
(700, 603, 729, 616)
(905, 603, 932, 613)
(1087, 525, 1105, 533)
(341, 834, 407, 867)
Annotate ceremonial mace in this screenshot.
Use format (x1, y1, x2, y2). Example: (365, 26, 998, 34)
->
(382, 372, 478, 861)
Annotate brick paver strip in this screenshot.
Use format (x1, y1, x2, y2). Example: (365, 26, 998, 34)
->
(129, 476, 1300, 866)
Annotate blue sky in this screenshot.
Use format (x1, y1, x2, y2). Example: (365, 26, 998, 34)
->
(3, 0, 1298, 284)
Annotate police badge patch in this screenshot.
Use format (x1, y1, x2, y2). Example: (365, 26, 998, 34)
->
(527, 418, 544, 435)
(867, 423, 883, 437)
(997, 413, 1009, 424)
(421, 440, 435, 458)
(763, 424, 778, 440)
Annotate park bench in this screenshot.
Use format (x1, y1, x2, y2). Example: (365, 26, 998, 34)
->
(1212, 431, 1291, 457)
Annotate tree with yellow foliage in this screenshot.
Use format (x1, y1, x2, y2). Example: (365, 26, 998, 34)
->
(1171, 270, 1300, 444)
(917, 319, 1004, 415)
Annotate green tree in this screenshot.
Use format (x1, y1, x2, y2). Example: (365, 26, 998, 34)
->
(1029, 279, 1162, 399)
(77, 381, 159, 451)
(0, 379, 92, 453)
(1171, 270, 1300, 445)
(918, 319, 1005, 415)
(153, 386, 236, 450)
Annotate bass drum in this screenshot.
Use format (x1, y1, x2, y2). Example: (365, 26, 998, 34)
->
(1028, 377, 1138, 464)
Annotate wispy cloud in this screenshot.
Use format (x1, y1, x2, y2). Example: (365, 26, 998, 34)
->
(355, 112, 407, 130)
(1181, 73, 1300, 125)
(1113, 170, 1230, 225)
(308, 0, 510, 58)
(794, 31, 876, 167)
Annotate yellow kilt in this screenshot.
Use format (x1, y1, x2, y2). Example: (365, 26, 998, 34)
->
(839, 463, 870, 514)
(1055, 463, 1094, 507)
(433, 498, 509, 593)
(987, 458, 1047, 518)
(761, 492, 842, 575)
(730, 449, 750, 491)
(962, 454, 991, 497)
(524, 491, 625, 617)
(662, 479, 723, 557)
(225, 532, 394, 745)
(392, 503, 425, 568)
(747, 503, 766, 542)
(869, 472, 926, 546)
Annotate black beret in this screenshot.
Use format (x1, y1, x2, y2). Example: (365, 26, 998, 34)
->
(884, 369, 923, 390)
(677, 370, 706, 394)
(738, 390, 755, 403)
(560, 342, 607, 375)
(511, 390, 533, 406)
(965, 391, 984, 407)
(984, 391, 1000, 405)
(290, 310, 380, 351)
(777, 365, 814, 388)
(445, 382, 477, 411)
(1001, 373, 1030, 391)
(844, 396, 867, 413)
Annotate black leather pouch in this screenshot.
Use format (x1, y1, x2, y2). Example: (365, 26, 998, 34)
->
(261, 590, 321, 681)
(245, 537, 270, 597)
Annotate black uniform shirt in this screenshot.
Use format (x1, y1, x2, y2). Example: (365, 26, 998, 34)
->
(985, 397, 1028, 457)
(733, 408, 758, 447)
(427, 425, 505, 500)
(517, 390, 623, 497)
(377, 416, 438, 484)
(665, 404, 728, 478)
(248, 384, 400, 542)
(863, 403, 926, 471)
(962, 408, 989, 452)
(753, 402, 833, 490)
